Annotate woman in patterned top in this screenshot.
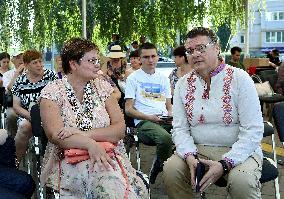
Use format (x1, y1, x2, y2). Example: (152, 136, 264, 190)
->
(168, 46, 193, 95)
(11, 50, 57, 163)
(39, 38, 148, 198)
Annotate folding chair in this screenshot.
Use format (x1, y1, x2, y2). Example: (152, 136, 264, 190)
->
(30, 104, 58, 199)
(273, 102, 284, 148)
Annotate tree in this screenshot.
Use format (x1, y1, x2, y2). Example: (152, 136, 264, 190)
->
(0, 0, 256, 52)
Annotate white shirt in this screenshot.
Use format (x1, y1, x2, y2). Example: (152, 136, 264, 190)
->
(172, 65, 263, 166)
(125, 68, 172, 125)
(2, 69, 15, 89)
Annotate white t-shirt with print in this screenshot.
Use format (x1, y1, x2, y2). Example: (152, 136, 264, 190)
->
(125, 68, 172, 125)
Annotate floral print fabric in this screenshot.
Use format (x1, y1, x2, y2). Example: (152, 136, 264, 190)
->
(40, 77, 148, 199)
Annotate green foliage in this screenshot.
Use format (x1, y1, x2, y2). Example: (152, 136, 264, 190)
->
(0, 0, 256, 53)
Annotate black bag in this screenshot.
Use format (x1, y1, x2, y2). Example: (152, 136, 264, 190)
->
(0, 136, 16, 168)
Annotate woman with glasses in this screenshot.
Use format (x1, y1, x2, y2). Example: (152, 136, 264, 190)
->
(169, 46, 193, 95)
(163, 27, 263, 199)
(39, 38, 148, 199)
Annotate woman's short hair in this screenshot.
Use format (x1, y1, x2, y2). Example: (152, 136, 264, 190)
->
(129, 50, 139, 59)
(173, 46, 188, 63)
(0, 52, 10, 61)
(23, 50, 42, 64)
(61, 37, 99, 74)
(186, 27, 219, 44)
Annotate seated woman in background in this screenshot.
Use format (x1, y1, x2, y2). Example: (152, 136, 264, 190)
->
(168, 46, 193, 95)
(0, 52, 11, 87)
(54, 55, 64, 79)
(39, 38, 148, 198)
(125, 50, 141, 79)
(11, 50, 57, 163)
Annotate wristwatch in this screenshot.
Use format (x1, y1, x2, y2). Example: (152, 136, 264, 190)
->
(218, 160, 229, 176)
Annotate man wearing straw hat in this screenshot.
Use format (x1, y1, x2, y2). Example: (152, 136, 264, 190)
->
(106, 45, 127, 108)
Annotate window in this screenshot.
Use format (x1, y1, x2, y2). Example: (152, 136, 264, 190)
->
(240, 35, 244, 43)
(266, 32, 284, 43)
(266, 11, 284, 21)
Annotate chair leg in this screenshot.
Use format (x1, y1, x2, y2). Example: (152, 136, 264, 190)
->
(271, 134, 281, 199)
(134, 135, 141, 171)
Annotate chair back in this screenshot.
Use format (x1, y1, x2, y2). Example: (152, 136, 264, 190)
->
(273, 102, 284, 142)
(259, 70, 278, 91)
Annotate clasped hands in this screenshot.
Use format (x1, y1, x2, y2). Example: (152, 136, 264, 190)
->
(186, 155, 228, 193)
(58, 127, 116, 172)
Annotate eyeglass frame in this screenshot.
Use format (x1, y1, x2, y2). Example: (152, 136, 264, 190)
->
(185, 41, 215, 56)
(79, 58, 100, 65)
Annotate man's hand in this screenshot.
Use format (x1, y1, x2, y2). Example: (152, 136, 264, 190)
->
(147, 115, 163, 123)
(185, 155, 199, 189)
(198, 159, 224, 192)
(15, 64, 25, 76)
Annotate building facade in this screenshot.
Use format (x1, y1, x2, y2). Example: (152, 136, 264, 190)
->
(230, 0, 284, 57)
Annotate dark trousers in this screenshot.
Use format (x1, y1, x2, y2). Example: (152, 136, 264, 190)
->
(0, 165, 35, 199)
(136, 121, 173, 165)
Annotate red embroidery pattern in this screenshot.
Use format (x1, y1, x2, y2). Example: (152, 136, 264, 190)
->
(222, 68, 234, 125)
(185, 72, 197, 122)
(198, 114, 205, 124)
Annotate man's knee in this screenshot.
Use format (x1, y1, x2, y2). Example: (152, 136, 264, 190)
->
(163, 154, 190, 184)
(227, 169, 261, 198)
(17, 121, 32, 137)
(158, 131, 173, 146)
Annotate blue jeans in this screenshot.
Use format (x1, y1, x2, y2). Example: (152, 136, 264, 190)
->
(0, 165, 35, 199)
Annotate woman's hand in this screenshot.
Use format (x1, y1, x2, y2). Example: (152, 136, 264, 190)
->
(58, 127, 86, 140)
(87, 141, 116, 172)
(185, 155, 199, 189)
(198, 159, 224, 192)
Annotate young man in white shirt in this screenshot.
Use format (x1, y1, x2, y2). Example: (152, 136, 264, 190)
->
(125, 42, 173, 184)
(2, 53, 25, 137)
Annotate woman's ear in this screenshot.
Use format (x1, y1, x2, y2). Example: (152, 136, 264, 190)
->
(69, 60, 78, 72)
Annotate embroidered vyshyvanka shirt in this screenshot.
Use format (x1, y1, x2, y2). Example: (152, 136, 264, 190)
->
(172, 64, 263, 166)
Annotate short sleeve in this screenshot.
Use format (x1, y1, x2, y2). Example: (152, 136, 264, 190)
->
(92, 78, 114, 102)
(11, 76, 21, 97)
(39, 80, 62, 106)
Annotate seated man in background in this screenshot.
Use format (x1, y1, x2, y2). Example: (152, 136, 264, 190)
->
(125, 42, 173, 184)
(0, 129, 35, 199)
(2, 53, 25, 137)
(267, 48, 281, 68)
(227, 46, 245, 70)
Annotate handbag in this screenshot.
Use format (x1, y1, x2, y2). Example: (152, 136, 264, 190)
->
(64, 142, 115, 164)
(252, 75, 274, 97)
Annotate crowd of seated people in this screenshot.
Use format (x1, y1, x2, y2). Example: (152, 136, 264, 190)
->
(0, 26, 280, 199)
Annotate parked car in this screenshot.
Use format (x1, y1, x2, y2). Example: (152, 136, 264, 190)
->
(156, 61, 175, 77)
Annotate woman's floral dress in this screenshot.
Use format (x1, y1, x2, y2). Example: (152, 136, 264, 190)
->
(39, 77, 148, 199)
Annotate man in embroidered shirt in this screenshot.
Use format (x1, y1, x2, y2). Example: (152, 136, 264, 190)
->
(125, 42, 173, 184)
(163, 27, 263, 199)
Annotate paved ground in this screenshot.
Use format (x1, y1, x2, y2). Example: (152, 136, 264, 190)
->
(129, 134, 284, 199)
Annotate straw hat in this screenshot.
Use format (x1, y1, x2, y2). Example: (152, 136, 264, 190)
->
(107, 45, 126, 58)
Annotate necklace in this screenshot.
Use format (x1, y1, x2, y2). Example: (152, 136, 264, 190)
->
(64, 78, 101, 131)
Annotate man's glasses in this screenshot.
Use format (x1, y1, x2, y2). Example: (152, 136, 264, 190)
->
(80, 58, 100, 65)
(185, 42, 214, 56)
